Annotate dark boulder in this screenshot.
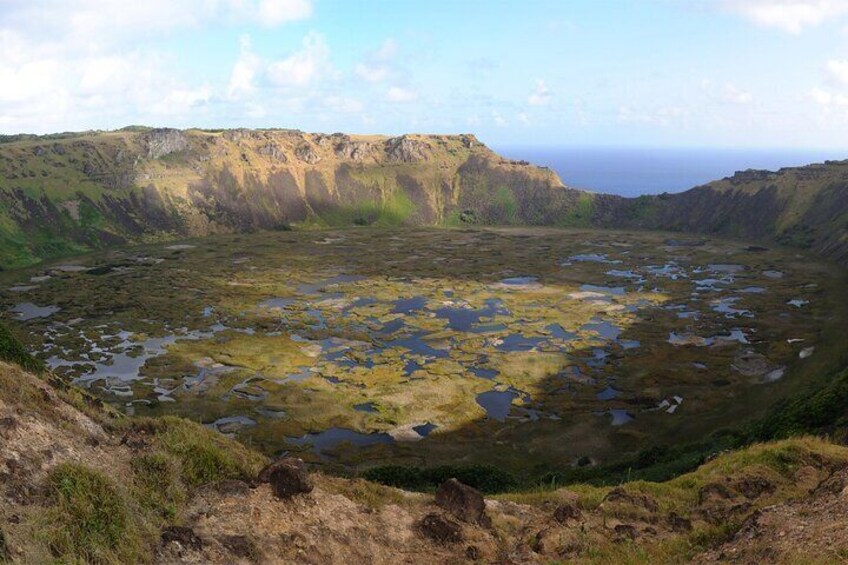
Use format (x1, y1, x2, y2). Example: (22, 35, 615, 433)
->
(434, 478, 489, 525)
(418, 513, 463, 544)
(603, 487, 659, 513)
(214, 479, 251, 497)
(553, 501, 582, 524)
(161, 526, 202, 551)
(218, 534, 261, 561)
(258, 457, 313, 499)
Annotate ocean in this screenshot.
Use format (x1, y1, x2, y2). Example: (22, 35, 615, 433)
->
(493, 146, 848, 198)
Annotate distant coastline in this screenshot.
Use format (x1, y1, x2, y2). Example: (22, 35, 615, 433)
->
(494, 146, 848, 197)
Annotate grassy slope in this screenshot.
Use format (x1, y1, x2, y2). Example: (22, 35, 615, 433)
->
(2, 322, 848, 562)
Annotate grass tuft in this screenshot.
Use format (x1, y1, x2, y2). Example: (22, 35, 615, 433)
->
(44, 463, 146, 564)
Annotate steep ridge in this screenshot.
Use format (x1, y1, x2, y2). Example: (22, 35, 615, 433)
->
(0, 127, 572, 268)
(604, 160, 848, 264)
(3, 126, 847, 269)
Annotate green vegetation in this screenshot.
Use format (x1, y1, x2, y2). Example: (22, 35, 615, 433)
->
(44, 463, 146, 564)
(0, 324, 42, 373)
(117, 417, 266, 487)
(24, 417, 265, 563)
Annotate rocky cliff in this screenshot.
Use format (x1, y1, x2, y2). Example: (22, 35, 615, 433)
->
(2, 126, 847, 269)
(602, 161, 848, 264)
(0, 127, 571, 268)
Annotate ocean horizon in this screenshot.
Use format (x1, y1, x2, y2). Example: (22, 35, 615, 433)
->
(494, 146, 848, 198)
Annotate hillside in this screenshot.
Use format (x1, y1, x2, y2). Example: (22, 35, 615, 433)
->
(603, 161, 848, 264)
(0, 128, 574, 269)
(4, 329, 848, 564)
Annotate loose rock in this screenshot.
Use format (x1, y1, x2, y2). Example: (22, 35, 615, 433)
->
(258, 457, 313, 499)
(418, 513, 462, 544)
(161, 526, 203, 551)
(435, 478, 489, 525)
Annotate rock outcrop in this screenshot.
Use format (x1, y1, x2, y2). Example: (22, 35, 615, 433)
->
(144, 128, 189, 159)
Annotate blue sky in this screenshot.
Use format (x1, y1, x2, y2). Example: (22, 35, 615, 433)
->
(2, 0, 848, 148)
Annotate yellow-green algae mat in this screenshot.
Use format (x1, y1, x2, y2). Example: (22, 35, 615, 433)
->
(0, 227, 842, 475)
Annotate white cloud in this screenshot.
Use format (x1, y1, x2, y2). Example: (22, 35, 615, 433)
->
(324, 95, 364, 113)
(151, 85, 213, 115)
(492, 110, 507, 126)
(256, 0, 313, 26)
(809, 86, 848, 105)
(266, 32, 332, 87)
(354, 39, 399, 84)
(809, 86, 835, 104)
(723, 83, 753, 104)
(527, 79, 552, 106)
(386, 86, 418, 102)
(228, 35, 261, 98)
(826, 59, 848, 85)
(355, 63, 390, 83)
(719, 0, 848, 34)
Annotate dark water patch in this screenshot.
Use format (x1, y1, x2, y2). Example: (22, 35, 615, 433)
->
(9, 302, 61, 321)
(567, 253, 621, 264)
(495, 334, 545, 352)
(469, 323, 508, 334)
(354, 402, 378, 413)
(607, 409, 634, 426)
(476, 388, 522, 422)
(586, 348, 610, 368)
(469, 365, 498, 380)
(707, 264, 746, 274)
(596, 386, 621, 401)
(412, 422, 438, 437)
(580, 284, 625, 296)
(377, 318, 406, 335)
(403, 358, 424, 375)
(349, 297, 378, 308)
(665, 239, 705, 247)
(606, 269, 641, 279)
(9, 285, 38, 292)
(581, 319, 622, 341)
(711, 297, 753, 318)
(739, 286, 766, 294)
(392, 296, 427, 314)
(499, 276, 539, 285)
(434, 298, 509, 331)
(286, 427, 394, 454)
(209, 415, 257, 435)
(386, 333, 449, 358)
(546, 324, 577, 341)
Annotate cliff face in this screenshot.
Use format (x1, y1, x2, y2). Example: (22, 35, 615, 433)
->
(2, 126, 847, 269)
(0, 128, 569, 268)
(607, 161, 848, 264)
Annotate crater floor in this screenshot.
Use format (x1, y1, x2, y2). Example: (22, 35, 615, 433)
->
(1, 227, 842, 475)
